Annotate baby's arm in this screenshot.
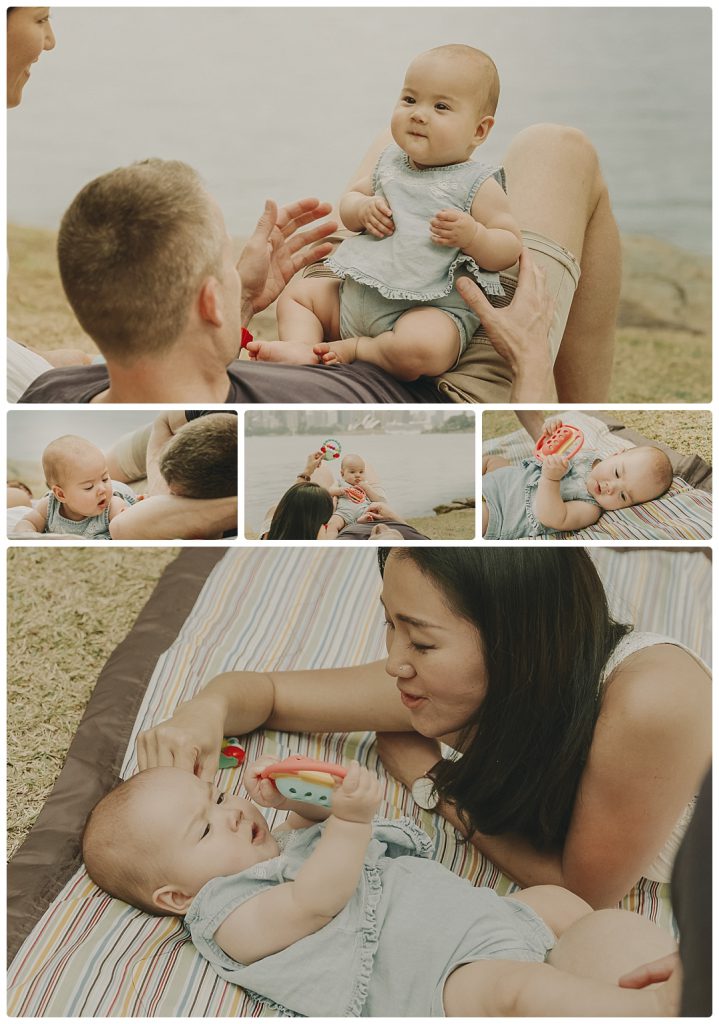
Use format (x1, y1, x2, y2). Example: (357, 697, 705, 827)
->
(430, 177, 522, 271)
(358, 480, 385, 502)
(214, 762, 381, 965)
(13, 496, 49, 535)
(534, 455, 602, 531)
(339, 172, 394, 238)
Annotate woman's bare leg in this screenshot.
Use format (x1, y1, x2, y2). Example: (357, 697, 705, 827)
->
(503, 124, 620, 401)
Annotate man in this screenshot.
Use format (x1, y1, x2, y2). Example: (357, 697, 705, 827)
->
(18, 158, 438, 404)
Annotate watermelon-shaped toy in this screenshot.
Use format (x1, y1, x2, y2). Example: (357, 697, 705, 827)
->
(535, 424, 584, 461)
(260, 755, 347, 806)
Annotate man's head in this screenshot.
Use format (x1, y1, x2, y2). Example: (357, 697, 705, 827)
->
(42, 435, 113, 516)
(391, 44, 499, 167)
(340, 454, 366, 486)
(82, 768, 279, 916)
(57, 159, 241, 366)
(587, 446, 674, 511)
(160, 413, 238, 499)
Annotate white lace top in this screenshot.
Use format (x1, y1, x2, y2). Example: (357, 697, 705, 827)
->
(601, 631, 710, 882)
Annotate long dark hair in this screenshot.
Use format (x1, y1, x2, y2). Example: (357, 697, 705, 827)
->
(378, 548, 631, 849)
(266, 482, 333, 540)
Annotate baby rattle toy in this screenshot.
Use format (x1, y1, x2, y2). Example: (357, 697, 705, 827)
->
(344, 485, 367, 503)
(219, 737, 246, 769)
(535, 424, 584, 461)
(260, 754, 347, 806)
(320, 438, 342, 461)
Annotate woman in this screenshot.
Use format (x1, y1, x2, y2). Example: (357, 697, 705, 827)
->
(137, 548, 710, 909)
(7, 6, 94, 401)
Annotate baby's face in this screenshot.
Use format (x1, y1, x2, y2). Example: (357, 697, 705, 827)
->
(586, 448, 664, 510)
(134, 769, 279, 906)
(391, 53, 488, 168)
(342, 458, 365, 486)
(55, 447, 113, 516)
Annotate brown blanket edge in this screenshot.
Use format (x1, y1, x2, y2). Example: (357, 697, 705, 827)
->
(7, 547, 227, 963)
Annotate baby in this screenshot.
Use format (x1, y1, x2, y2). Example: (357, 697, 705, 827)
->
(482, 418, 674, 538)
(13, 435, 136, 539)
(325, 453, 385, 539)
(249, 44, 522, 382)
(82, 760, 678, 1017)
(159, 413, 238, 499)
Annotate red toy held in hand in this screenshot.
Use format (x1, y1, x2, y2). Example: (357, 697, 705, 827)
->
(535, 424, 584, 461)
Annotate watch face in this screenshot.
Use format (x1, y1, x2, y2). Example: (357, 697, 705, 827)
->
(412, 775, 438, 810)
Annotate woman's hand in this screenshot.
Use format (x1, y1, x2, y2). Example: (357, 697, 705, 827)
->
(376, 732, 442, 790)
(137, 694, 227, 781)
(618, 953, 681, 990)
(455, 247, 555, 402)
(302, 451, 324, 477)
(541, 415, 563, 437)
(238, 198, 338, 320)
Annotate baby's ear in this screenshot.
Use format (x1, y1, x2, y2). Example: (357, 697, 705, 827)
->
(473, 114, 495, 147)
(51, 484, 66, 502)
(152, 884, 196, 915)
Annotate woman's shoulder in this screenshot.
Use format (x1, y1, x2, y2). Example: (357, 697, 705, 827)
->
(602, 638, 710, 734)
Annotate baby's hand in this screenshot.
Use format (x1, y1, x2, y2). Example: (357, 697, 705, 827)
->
(430, 209, 480, 249)
(330, 761, 382, 824)
(244, 756, 290, 809)
(542, 416, 563, 437)
(359, 196, 394, 238)
(541, 454, 570, 481)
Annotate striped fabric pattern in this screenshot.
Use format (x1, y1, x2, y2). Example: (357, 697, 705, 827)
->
(9, 547, 708, 1016)
(482, 412, 712, 539)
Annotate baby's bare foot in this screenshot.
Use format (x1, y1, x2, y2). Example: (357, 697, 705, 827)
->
(315, 338, 359, 366)
(245, 339, 320, 365)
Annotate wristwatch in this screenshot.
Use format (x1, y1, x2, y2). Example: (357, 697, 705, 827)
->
(296, 473, 311, 482)
(411, 773, 440, 811)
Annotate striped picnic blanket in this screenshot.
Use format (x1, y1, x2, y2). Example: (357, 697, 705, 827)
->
(482, 412, 712, 539)
(8, 547, 710, 1016)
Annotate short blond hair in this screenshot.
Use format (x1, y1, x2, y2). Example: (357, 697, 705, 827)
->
(42, 435, 101, 488)
(58, 159, 225, 365)
(160, 413, 238, 499)
(82, 774, 169, 917)
(421, 44, 500, 116)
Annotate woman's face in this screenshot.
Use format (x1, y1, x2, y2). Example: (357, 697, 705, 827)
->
(381, 553, 487, 742)
(7, 7, 55, 109)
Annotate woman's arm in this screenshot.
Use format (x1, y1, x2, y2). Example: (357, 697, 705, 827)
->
(214, 764, 381, 965)
(137, 660, 412, 781)
(109, 493, 237, 540)
(379, 646, 711, 907)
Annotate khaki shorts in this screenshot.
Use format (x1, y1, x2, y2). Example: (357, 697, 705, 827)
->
(303, 229, 580, 404)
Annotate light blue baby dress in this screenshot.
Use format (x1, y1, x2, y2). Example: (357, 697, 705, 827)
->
(45, 481, 137, 539)
(483, 451, 601, 539)
(327, 144, 506, 302)
(185, 817, 554, 1017)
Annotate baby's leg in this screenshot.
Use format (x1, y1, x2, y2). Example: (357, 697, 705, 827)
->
(276, 277, 342, 344)
(509, 884, 592, 938)
(442, 957, 677, 1016)
(482, 454, 512, 474)
(319, 307, 460, 382)
(323, 513, 346, 540)
(547, 907, 677, 984)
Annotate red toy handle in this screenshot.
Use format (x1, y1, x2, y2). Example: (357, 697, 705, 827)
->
(535, 425, 584, 461)
(259, 754, 348, 782)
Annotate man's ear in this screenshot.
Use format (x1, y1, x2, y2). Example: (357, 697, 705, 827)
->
(473, 115, 495, 147)
(51, 484, 66, 502)
(198, 276, 223, 328)
(152, 884, 196, 915)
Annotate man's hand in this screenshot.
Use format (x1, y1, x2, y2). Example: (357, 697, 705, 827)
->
(358, 196, 394, 238)
(238, 198, 337, 318)
(330, 762, 382, 823)
(541, 454, 570, 481)
(455, 247, 555, 402)
(430, 208, 479, 249)
(357, 501, 402, 523)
